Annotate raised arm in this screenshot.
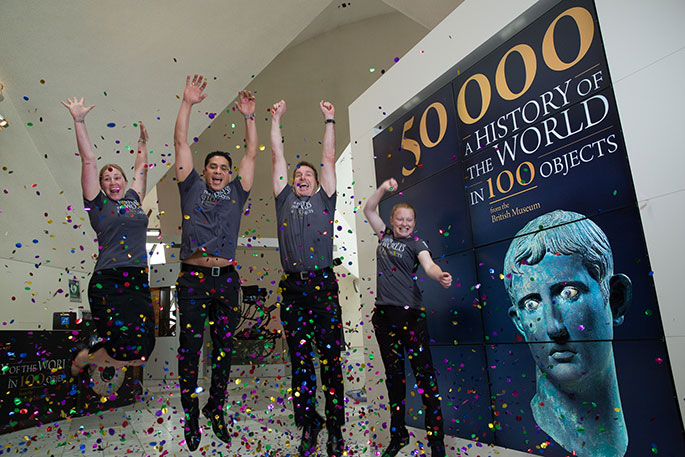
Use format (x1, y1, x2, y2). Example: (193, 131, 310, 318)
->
(235, 90, 258, 192)
(174, 74, 207, 182)
(60, 97, 98, 201)
(270, 100, 288, 196)
(130, 122, 149, 200)
(363, 178, 397, 237)
(319, 100, 336, 197)
(418, 250, 452, 289)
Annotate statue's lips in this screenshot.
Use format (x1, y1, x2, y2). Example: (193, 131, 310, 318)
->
(550, 348, 577, 362)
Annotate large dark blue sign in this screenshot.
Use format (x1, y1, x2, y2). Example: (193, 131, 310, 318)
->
(370, 0, 684, 455)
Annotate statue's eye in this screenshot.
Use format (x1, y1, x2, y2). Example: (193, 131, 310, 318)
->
(523, 298, 541, 312)
(560, 286, 579, 300)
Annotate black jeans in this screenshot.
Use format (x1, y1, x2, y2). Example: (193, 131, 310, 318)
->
(279, 270, 345, 429)
(372, 305, 444, 442)
(176, 266, 241, 418)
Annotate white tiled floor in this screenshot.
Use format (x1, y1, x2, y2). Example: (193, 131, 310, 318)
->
(1, 374, 533, 457)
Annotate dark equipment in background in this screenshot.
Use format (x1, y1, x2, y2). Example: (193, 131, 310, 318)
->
(233, 285, 282, 364)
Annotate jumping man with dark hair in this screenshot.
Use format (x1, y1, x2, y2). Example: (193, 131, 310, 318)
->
(173, 74, 258, 451)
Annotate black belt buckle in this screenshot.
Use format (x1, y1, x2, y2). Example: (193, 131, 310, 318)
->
(211, 266, 221, 277)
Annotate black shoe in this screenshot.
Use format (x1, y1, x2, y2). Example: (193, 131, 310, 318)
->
(381, 430, 410, 457)
(202, 404, 232, 444)
(430, 441, 447, 457)
(183, 415, 201, 451)
(326, 426, 344, 457)
(298, 419, 323, 457)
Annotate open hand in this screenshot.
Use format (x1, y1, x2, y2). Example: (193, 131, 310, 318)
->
(235, 90, 256, 117)
(60, 97, 94, 121)
(183, 74, 208, 105)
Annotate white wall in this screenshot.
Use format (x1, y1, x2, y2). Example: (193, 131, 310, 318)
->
(0, 87, 93, 329)
(595, 0, 685, 422)
(349, 0, 685, 450)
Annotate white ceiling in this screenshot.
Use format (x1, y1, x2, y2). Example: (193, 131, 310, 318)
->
(288, 1, 398, 48)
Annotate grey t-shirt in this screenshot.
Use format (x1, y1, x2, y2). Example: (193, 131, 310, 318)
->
(178, 169, 249, 261)
(84, 189, 148, 271)
(375, 229, 430, 308)
(275, 184, 336, 273)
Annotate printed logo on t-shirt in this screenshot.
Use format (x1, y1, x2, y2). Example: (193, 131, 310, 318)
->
(201, 186, 232, 207)
(119, 199, 145, 216)
(290, 199, 314, 216)
(379, 237, 407, 258)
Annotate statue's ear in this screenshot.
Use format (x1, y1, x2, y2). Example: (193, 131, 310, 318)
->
(509, 305, 526, 337)
(609, 274, 632, 326)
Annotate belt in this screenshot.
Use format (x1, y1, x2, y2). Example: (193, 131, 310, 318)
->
(181, 263, 236, 277)
(287, 267, 334, 281)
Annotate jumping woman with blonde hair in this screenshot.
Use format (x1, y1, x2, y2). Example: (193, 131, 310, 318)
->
(363, 178, 451, 457)
(61, 97, 155, 384)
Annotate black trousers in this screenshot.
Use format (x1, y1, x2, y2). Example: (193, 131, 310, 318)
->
(372, 305, 444, 442)
(279, 270, 345, 429)
(176, 266, 241, 418)
(88, 267, 156, 361)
